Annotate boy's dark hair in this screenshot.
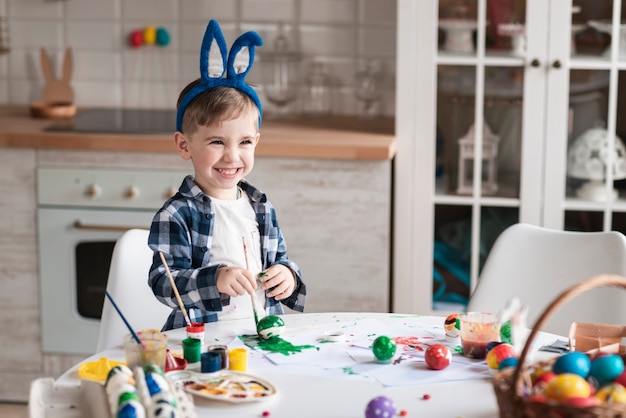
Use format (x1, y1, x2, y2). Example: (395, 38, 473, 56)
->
(177, 79, 259, 135)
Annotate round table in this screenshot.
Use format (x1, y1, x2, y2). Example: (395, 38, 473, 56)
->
(49, 312, 560, 418)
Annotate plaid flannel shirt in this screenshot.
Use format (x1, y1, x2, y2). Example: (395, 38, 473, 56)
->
(148, 175, 306, 330)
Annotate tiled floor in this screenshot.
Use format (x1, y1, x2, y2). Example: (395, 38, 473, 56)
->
(0, 402, 28, 418)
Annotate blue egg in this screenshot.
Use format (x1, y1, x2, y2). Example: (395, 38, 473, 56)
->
(590, 354, 624, 385)
(552, 351, 591, 378)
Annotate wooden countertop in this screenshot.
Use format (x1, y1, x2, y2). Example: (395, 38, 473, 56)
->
(0, 106, 396, 161)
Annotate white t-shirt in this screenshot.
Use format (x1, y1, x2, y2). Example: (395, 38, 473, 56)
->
(209, 191, 265, 320)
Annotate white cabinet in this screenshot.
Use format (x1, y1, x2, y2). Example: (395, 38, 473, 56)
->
(394, 0, 626, 314)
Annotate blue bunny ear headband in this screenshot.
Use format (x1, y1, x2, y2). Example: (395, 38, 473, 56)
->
(176, 19, 263, 131)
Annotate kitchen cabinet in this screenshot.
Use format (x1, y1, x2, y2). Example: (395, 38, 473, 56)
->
(394, 0, 626, 315)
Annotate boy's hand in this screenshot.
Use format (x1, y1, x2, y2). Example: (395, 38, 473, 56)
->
(216, 266, 257, 297)
(259, 265, 296, 300)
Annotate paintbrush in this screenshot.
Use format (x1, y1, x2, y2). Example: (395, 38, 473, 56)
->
(105, 290, 142, 345)
(159, 251, 192, 327)
(242, 236, 260, 327)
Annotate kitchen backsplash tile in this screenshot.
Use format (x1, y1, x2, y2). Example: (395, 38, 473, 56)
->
(181, 0, 237, 22)
(65, 0, 121, 20)
(301, 0, 357, 24)
(121, 0, 178, 21)
(1, 0, 396, 117)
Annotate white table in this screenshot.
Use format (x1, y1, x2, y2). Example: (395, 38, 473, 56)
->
(33, 312, 561, 418)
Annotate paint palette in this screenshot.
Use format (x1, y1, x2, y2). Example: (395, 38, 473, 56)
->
(166, 370, 277, 403)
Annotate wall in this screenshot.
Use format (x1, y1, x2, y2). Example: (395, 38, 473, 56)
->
(0, 0, 396, 116)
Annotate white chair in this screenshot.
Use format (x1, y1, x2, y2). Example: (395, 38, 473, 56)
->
(96, 229, 171, 352)
(467, 223, 626, 336)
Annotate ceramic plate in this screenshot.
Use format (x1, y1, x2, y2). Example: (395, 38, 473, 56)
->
(165, 370, 277, 403)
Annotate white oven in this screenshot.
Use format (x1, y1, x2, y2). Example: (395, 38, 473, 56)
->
(37, 166, 189, 355)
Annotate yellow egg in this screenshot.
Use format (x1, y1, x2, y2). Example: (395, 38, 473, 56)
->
(143, 26, 156, 45)
(544, 373, 590, 401)
(596, 383, 626, 403)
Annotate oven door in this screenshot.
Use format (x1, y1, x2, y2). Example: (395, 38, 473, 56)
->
(38, 207, 155, 355)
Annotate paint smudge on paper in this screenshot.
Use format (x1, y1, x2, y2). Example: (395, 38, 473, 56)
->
(240, 334, 315, 356)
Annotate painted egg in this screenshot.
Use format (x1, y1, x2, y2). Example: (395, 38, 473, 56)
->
(552, 351, 591, 378)
(145, 372, 169, 396)
(106, 364, 133, 385)
(498, 357, 519, 370)
(129, 30, 143, 48)
(563, 396, 600, 407)
(425, 344, 452, 370)
(156, 27, 170, 47)
(147, 399, 177, 418)
(444, 313, 460, 340)
(486, 343, 516, 369)
(596, 383, 626, 403)
(500, 320, 512, 344)
(257, 315, 285, 339)
(532, 371, 557, 390)
(143, 26, 156, 45)
(544, 373, 591, 401)
(117, 399, 146, 418)
(372, 336, 397, 363)
(365, 395, 397, 418)
(590, 354, 624, 386)
(530, 367, 552, 385)
(614, 369, 626, 387)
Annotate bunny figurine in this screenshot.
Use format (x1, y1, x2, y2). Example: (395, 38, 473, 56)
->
(40, 47, 74, 106)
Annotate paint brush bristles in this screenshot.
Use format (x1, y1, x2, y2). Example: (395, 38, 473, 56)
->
(105, 290, 142, 345)
(159, 251, 192, 327)
(243, 236, 259, 326)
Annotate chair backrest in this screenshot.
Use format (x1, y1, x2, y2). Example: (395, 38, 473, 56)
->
(467, 223, 626, 336)
(96, 229, 171, 352)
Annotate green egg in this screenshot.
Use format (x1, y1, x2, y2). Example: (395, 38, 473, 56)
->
(256, 315, 285, 339)
(372, 335, 396, 363)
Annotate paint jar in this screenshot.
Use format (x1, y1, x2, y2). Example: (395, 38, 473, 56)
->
(123, 330, 168, 370)
(460, 312, 501, 359)
(201, 351, 222, 373)
(182, 337, 202, 363)
(186, 322, 205, 346)
(207, 344, 228, 369)
(228, 347, 248, 372)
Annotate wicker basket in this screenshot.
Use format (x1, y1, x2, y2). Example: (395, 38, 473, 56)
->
(493, 274, 626, 418)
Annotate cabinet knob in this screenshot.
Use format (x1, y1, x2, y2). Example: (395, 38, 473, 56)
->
(125, 185, 140, 200)
(530, 58, 540, 67)
(84, 184, 102, 199)
(552, 60, 562, 69)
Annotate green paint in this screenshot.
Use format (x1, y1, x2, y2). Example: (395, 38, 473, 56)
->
(240, 334, 315, 356)
(341, 366, 358, 375)
(453, 345, 463, 354)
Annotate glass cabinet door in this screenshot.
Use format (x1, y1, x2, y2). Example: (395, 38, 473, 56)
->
(432, 0, 544, 311)
(544, 0, 626, 235)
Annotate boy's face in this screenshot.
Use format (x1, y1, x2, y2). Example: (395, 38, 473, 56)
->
(174, 109, 260, 200)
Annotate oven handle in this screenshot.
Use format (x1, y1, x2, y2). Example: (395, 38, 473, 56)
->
(72, 220, 148, 232)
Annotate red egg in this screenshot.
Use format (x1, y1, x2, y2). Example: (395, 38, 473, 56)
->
(533, 371, 557, 388)
(615, 369, 626, 387)
(563, 396, 601, 407)
(425, 344, 452, 370)
(129, 30, 143, 48)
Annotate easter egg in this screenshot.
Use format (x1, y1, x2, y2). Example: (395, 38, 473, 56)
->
(552, 351, 591, 378)
(365, 395, 397, 418)
(615, 369, 626, 387)
(563, 396, 600, 407)
(156, 27, 170, 46)
(596, 383, 626, 403)
(532, 371, 557, 389)
(425, 344, 452, 370)
(530, 367, 552, 384)
(590, 354, 624, 386)
(129, 30, 143, 48)
(372, 336, 396, 363)
(117, 399, 146, 418)
(444, 313, 460, 340)
(544, 373, 591, 401)
(143, 26, 156, 45)
(486, 343, 516, 369)
(256, 315, 285, 339)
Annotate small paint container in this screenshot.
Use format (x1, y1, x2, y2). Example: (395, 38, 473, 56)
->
(186, 321, 205, 346)
(182, 337, 202, 364)
(201, 351, 222, 373)
(228, 347, 248, 372)
(206, 344, 228, 369)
